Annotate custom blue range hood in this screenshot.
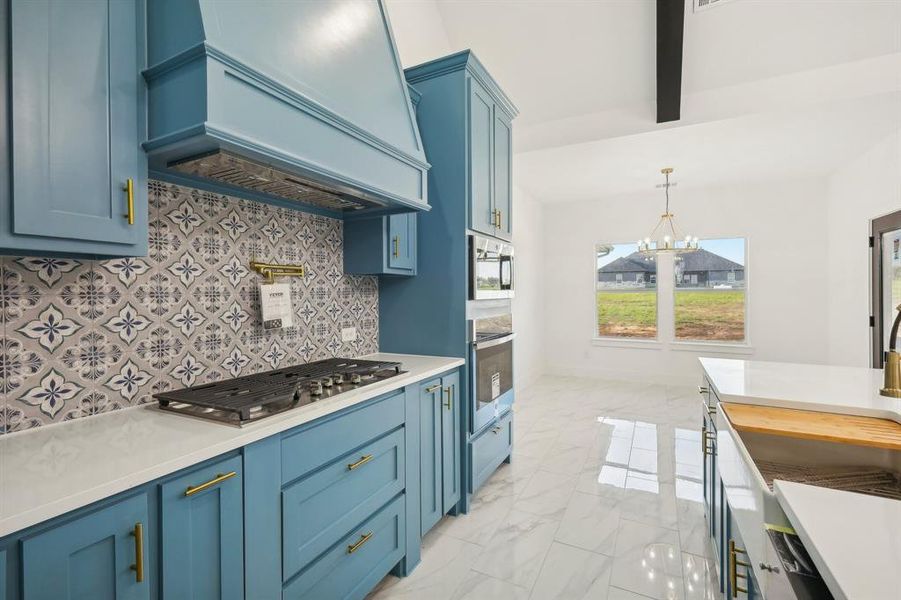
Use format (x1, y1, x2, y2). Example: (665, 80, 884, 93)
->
(143, 0, 429, 215)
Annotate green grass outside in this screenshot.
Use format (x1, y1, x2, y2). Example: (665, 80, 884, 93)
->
(597, 290, 746, 341)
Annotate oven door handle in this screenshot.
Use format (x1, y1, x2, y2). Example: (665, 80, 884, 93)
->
(473, 333, 516, 350)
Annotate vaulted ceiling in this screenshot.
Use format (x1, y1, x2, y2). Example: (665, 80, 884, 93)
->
(387, 0, 901, 197)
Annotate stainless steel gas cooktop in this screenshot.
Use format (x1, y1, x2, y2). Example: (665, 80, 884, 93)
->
(153, 358, 404, 426)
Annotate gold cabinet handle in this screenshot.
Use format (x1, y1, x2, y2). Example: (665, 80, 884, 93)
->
(347, 454, 373, 471)
(392, 236, 400, 258)
(346, 531, 373, 554)
(123, 178, 135, 225)
(425, 383, 441, 394)
(443, 386, 453, 410)
(185, 471, 237, 496)
(130, 522, 144, 582)
(491, 425, 502, 434)
(698, 385, 708, 395)
(703, 430, 716, 456)
(496, 209, 502, 228)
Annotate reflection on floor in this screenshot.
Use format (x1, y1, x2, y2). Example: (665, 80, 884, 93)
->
(369, 376, 718, 600)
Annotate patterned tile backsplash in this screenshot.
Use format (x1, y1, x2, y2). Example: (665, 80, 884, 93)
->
(0, 181, 378, 433)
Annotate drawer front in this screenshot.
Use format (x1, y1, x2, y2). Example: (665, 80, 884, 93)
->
(283, 494, 405, 600)
(471, 411, 512, 492)
(283, 428, 405, 580)
(282, 390, 404, 483)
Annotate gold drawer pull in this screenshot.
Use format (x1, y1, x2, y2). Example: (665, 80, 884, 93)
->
(130, 522, 144, 582)
(729, 539, 750, 596)
(347, 531, 373, 554)
(425, 383, 441, 393)
(347, 454, 374, 471)
(185, 471, 237, 496)
(443, 386, 453, 410)
(392, 236, 400, 258)
(698, 385, 709, 395)
(492, 426, 502, 434)
(123, 178, 135, 225)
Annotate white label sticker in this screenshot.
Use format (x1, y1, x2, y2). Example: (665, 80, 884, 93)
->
(491, 372, 501, 399)
(260, 283, 293, 330)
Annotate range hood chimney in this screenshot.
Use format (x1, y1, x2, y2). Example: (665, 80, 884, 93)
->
(143, 0, 429, 215)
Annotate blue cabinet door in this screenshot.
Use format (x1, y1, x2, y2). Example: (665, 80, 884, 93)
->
(492, 112, 512, 240)
(387, 213, 416, 272)
(440, 372, 461, 511)
(21, 493, 150, 600)
(0, 548, 6, 600)
(7, 0, 146, 255)
(161, 455, 244, 600)
(420, 378, 443, 534)
(468, 77, 495, 236)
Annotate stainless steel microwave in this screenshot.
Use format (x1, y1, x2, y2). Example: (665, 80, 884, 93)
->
(469, 234, 514, 300)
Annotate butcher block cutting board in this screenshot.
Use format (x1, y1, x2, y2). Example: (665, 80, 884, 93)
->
(721, 403, 901, 451)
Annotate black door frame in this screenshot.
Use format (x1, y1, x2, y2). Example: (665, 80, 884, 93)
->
(871, 209, 901, 367)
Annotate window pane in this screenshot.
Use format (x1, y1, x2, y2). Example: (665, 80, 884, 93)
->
(674, 238, 746, 342)
(882, 228, 901, 354)
(597, 243, 657, 338)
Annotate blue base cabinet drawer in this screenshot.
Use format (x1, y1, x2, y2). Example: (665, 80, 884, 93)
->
(161, 455, 244, 600)
(471, 411, 513, 493)
(21, 493, 151, 600)
(282, 391, 404, 484)
(283, 494, 406, 600)
(283, 428, 405, 581)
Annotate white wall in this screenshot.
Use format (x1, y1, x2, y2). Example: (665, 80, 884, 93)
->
(512, 186, 545, 389)
(826, 129, 901, 367)
(541, 179, 831, 384)
(385, 0, 453, 68)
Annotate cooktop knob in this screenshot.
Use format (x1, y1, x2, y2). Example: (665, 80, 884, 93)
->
(310, 380, 323, 396)
(322, 377, 334, 388)
(350, 373, 362, 385)
(333, 373, 345, 384)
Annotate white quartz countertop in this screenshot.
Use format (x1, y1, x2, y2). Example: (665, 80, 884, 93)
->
(0, 353, 463, 538)
(699, 357, 901, 423)
(774, 481, 901, 600)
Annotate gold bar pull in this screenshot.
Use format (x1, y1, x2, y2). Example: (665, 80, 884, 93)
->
(347, 454, 373, 471)
(123, 178, 135, 225)
(729, 540, 750, 596)
(347, 531, 373, 554)
(698, 386, 708, 395)
(185, 471, 237, 497)
(443, 386, 453, 410)
(496, 209, 502, 228)
(130, 522, 144, 582)
(425, 383, 441, 393)
(392, 236, 400, 258)
(491, 425, 502, 434)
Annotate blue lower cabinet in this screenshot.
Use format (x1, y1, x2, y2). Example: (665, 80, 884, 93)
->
(283, 494, 406, 600)
(440, 372, 461, 512)
(344, 213, 417, 276)
(0, 548, 6, 600)
(420, 377, 444, 534)
(283, 428, 405, 581)
(470, 411, 513, 493)
(21, 493, 151, 600)
(160, 455, 244, 600)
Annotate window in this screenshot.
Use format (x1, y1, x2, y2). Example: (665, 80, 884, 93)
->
(596, 243, 657, 338)
(674, 238, 746, 342)
(871, 209, 901, 367)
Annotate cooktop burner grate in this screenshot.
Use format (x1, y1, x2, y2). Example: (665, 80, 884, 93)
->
(154, 358, 404, 426)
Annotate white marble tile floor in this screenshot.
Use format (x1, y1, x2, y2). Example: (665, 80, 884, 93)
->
(369, 376, 719, 600)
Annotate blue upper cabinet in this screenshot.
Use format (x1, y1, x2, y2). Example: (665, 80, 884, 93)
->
(0, 0, 147, 257)
(144, 0, 429, 216)
(21, 493, 151, 600)
(406, 51, 517, 241)
(161, 455, 244, 600)
(344, 213, 417, 276)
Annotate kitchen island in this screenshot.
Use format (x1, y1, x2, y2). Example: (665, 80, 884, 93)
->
(701, 357, 901, 600)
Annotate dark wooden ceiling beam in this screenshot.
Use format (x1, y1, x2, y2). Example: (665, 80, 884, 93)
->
(656, 0, 686, 123)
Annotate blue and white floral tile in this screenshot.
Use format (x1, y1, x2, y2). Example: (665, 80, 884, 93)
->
(5, 256, 92, 293)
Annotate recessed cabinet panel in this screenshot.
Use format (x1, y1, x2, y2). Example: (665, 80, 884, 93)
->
(387, 213, 416, 271)
(420, 378, 443, 534)
(492, 114, 512, 240)
(161, 455, 244, 600)
(440, 372, 461, 510)
(22, 493, 151, 600)
(469, 78, 495, 236)
(6, 0, 146, 255)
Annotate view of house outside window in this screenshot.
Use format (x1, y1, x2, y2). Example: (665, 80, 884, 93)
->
(596, 243, 658, 338)
(674, 238, 746, 341)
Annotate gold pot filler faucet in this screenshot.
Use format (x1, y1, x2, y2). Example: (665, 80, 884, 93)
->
(881, 303, 901, 398)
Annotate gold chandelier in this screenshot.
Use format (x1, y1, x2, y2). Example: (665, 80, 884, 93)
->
(638, 167, 698, 255)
